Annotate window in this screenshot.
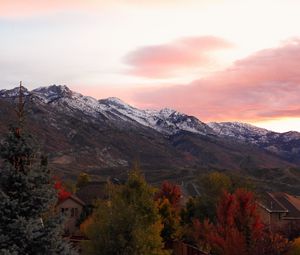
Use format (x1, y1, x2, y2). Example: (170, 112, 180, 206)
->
(71, 208, 75, 217)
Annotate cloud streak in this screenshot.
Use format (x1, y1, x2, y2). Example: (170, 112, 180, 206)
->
(0, 0, 214, 18)
(130, 39, 300, 122)
(123, 36, 233, 78)
(0, 0, 87, 18)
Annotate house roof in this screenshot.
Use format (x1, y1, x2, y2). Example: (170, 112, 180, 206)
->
(75, 181, 108, 205)
(259, 192, 300, 219)
(58, 194, 86, 207)
(259, 192, 288, 213)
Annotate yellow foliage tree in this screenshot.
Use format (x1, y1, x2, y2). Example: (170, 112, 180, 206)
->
(288, 237, 300, 255)
(81, 169, 170, 255)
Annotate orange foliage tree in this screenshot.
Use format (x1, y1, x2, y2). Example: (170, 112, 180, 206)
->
(155, 181, 183, 243)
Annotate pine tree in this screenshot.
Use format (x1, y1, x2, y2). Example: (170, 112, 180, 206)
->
(0, 84, 77, 255)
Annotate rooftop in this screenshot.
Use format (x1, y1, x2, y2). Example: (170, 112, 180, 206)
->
(259, 192, 300, 219)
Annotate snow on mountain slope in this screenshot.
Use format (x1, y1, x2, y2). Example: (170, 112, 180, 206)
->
(32, 85, 109, 118)
(1, 85, 214, 135)
(207, 122, 300, 163)
(3, 85, 300, 143)
(99, 98, 215, 135)
(0, 86, 29, 98)
(208, 122, 271, 143)
(2, 84, 300, 165)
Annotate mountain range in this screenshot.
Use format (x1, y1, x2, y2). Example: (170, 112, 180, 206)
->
(1, 85, 300, 193)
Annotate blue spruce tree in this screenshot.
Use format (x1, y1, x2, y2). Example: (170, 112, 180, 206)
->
(0, 83, 77, 255)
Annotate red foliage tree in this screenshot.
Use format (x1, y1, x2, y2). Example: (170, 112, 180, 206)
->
(155, 180, 182, 208)
(155, 181, 182, 242)
(193, 189, 290, 255)
(206, 190, 250, 255)
(53, 177, 71, 202)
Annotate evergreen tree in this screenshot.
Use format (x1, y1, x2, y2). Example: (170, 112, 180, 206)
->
(0, 85, 77, 255)
(82, 169, 169, 255)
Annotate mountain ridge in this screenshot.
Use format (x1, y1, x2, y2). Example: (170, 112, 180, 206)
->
(1, 85, 298, 140)
(1, 84, 300, 193)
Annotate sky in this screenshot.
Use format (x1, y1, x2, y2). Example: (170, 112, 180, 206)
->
(1, 0, 300, 132)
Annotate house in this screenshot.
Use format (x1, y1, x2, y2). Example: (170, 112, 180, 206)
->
(57, 179, 120, 237)
(257, 192, 300, 237)
(56, 194, 85, 236)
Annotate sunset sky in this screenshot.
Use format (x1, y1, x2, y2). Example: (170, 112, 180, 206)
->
(1, 0, 300, 132)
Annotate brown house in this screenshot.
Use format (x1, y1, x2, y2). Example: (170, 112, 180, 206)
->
(258, 192, 300, 237)
(56, 195, 85, 236)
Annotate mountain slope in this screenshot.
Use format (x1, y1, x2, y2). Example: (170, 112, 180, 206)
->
(208, 122, 300, 164)
(0, 85, 299, 193)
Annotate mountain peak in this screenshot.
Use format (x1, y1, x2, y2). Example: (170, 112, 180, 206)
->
(159, 108, 177, 117)
(100, 97, 127, 106)
(0, 86, 29, 98)
(33, 84, 71, 94)
(32, 84, 72, 103)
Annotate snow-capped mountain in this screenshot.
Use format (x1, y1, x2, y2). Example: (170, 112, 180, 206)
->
(208, 122, 271, 143)
(2, 84, 300, 193)
(0, 86, 30, 98)
(208, 121, 300, 163)
(98, 97, 214, 135)
(6, 85, 215, 136)
(1, 84, 300, 167)
(208, 122, 300, 145)
(1, 85, 299, 140)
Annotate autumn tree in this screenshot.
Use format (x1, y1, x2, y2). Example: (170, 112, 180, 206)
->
(54, 177, 71, 202)
(193, 189, 290, 255)
(208, 189, 263, 254)
(180, 171, 232, 226)
(182, 171, 254, 225)
(76, 172, 91, 189)
(155, 181, 182, 208)
(82, 169, 169, 255)
(155, 181, 182, 243)
(288, 237, 300, 255)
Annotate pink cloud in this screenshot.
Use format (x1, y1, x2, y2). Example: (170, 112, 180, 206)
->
(129, 39, 300, 122)
(123, 36, 233, 78)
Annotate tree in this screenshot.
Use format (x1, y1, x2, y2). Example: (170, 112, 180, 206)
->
(193, 189, 290, 255)
(76, 172, 91, 189)
(82, 169, 169, 255)
(155, 181, 182, 243)
(182, 172, 232, 224)
(288, 237, 300, 255)
(208, 189, 263, 255)
(183, 172, 254, 224)
(54, 177, 71, 202)
(258, 231, 291, 255)
(155, 181, 182, 208)
(63, 179, 77, 194)
(0, 85, 76, 255)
